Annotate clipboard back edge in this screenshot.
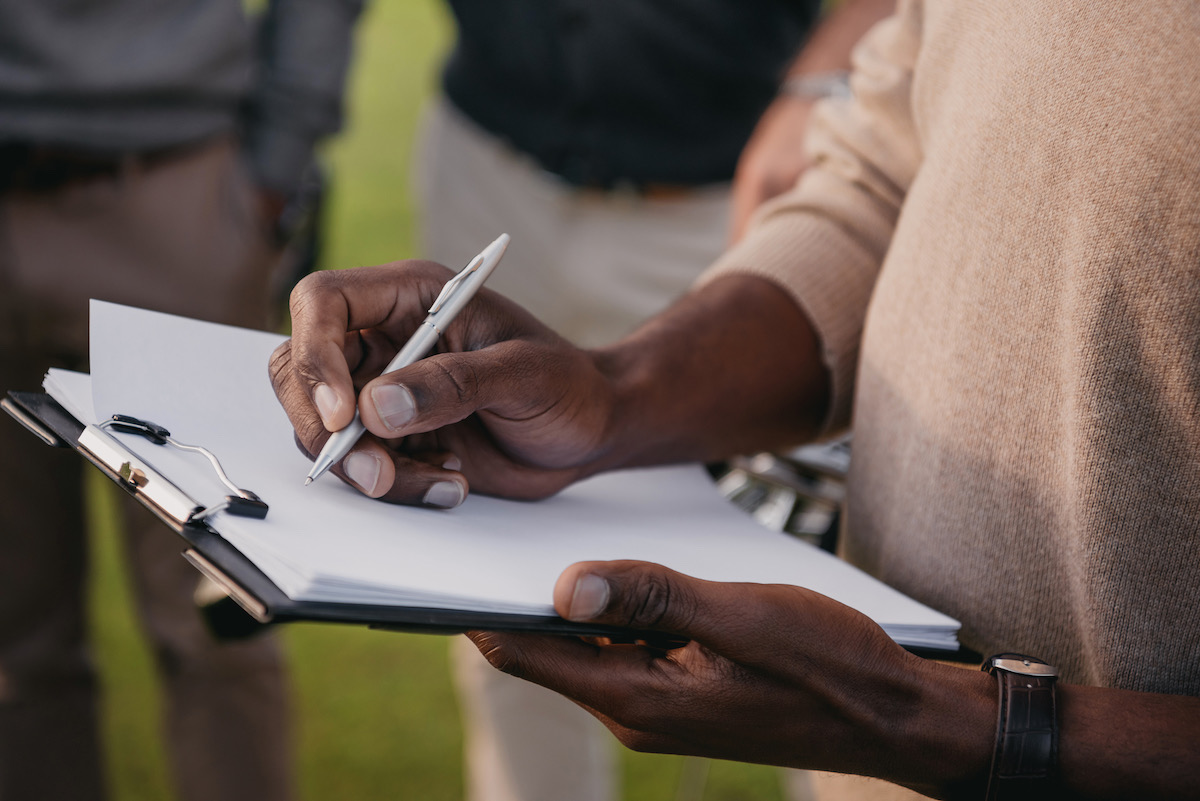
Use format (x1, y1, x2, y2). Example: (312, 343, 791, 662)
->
(5, 391, 76, 446)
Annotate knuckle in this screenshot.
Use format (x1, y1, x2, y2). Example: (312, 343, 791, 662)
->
(390, 260, 455, 311)
(295, 267, 343, 296)
(295, 413, 329, 452)
(429, 354, 480, 407)
(624, 572, 678, 630)
(267, 341, 292, 388)
(288, 340, 331, 390)
(472, 634, 528, 679)
(289, 270, 334, 315)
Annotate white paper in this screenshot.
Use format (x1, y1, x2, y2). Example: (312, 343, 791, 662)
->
(50, 300, 959, 649)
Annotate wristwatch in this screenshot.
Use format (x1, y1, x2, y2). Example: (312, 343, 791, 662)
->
(981, 654, 1059, 801)
(780, 71, 852, 101)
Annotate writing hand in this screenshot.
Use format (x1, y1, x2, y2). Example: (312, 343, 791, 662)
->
(269, 262, 616, 506)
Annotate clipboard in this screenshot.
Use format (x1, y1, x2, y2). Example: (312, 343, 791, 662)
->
(4, 386, 977, 661)
(1, 389, 624, 641)
(5, 300, 972, 659)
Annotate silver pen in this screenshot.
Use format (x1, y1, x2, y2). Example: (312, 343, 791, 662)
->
(305, 233, 510, 485)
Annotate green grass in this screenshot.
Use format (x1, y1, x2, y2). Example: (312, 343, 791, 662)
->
(89, 2, 785, 798)
(319, 0, 448, 270)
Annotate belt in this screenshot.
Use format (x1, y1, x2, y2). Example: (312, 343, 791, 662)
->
(576, 178, 700, 202)
(630, 182, 695, 202)
(0, 139, 205, 194)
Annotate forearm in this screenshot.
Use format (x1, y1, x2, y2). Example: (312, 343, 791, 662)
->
(790, 0, 897, 77)
(1056, 684, 1200, 799)
(896, 664, 1200, 800)
(589, 274, 830, 471)
(728, 0, 896, 243)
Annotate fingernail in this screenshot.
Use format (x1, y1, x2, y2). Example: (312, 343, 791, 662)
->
(344, 452, 382, 496)
(567, 574, 610, 621)
(423, 480, 465, 509)
(371, 384, 417, 431)
(313, 383, 342, 430)
(442, 454, 462, 472)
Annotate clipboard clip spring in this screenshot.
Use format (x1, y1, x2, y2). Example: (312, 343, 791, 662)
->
(99, 414, 268, 521)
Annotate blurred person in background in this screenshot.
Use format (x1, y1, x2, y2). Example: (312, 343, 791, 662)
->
(0, 1, 360, 799)
(410, 2, 892, 800)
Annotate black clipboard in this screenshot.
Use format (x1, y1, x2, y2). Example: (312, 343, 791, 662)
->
(4, 389, 979, 662)
(2, 389, 629, 640)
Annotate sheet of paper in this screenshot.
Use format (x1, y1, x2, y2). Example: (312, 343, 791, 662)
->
(65, 301, 959, 648)
(44, 368, 95, 423)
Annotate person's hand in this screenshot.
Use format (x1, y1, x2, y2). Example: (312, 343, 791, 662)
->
(268, 261, 617, 507)
(257, 187, 288, 233)
(468, 560, 996, 797)
(728, 95, 816, 244)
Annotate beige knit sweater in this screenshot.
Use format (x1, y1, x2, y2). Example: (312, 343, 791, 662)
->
(706, 0, 1199, 708)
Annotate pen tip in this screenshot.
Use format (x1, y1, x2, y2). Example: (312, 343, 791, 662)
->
(304, 477, 313, 486)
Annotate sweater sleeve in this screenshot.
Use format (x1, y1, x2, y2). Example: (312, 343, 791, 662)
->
(243, 0, 364, 195)
(699, 0, 924, 431)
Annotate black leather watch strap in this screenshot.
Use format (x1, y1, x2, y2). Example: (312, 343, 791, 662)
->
(982, 654, 1058, 801)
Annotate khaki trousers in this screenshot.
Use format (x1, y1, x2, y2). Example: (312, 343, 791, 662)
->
(415, 98, 733, 350)
(0, 138, 292, 801)
(417, 98, 732, 801)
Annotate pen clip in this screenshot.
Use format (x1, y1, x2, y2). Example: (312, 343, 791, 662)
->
(428, 255, 483, 314)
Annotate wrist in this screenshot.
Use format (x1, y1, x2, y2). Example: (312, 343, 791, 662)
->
(883, 658, 996, 799)
(587, 275, 829, 474)
(585, 338, 661, 475)
(980, 655, 1060, 801)
(779, 70, 852, 102)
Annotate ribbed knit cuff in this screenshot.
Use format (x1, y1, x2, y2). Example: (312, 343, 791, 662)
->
(697, 173, 889, 433)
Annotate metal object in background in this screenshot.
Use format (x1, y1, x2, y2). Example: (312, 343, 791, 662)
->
(713, 434, 851, 553)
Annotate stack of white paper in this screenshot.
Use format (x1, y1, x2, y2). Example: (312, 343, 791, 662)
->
(46, 301, 960, 651)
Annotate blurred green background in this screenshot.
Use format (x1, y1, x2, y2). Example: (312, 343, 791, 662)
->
(87, 2, 786, 799)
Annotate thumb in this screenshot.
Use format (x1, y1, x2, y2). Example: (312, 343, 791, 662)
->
(554, 560, 723, 641)
(358, 339, 545, 436)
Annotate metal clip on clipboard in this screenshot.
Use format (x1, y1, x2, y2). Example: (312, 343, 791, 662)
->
(77, 413, 268, 529)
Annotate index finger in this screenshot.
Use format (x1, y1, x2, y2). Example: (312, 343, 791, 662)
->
(285, 261, 452, 432)
(466, 629, 688, 743)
